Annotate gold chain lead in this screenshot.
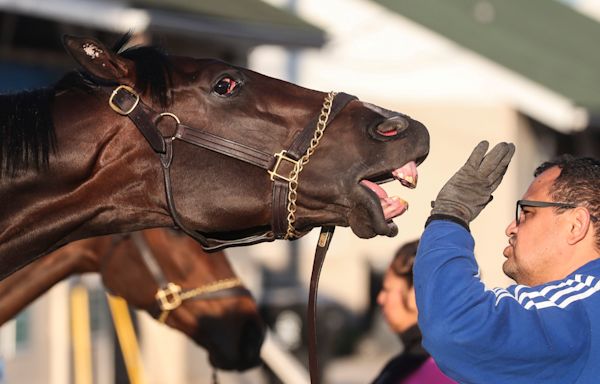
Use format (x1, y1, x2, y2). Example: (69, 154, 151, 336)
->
(285, 91, 337, 239)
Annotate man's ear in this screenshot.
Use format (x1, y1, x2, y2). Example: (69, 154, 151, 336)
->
(62, 35, 134, 84)
(567, 207, 592, 245)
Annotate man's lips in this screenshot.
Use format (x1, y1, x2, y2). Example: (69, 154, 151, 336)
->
(504, 237, 515, 258)
(359, 161, 418, 221)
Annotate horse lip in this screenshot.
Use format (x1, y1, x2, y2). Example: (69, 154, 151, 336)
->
(353, 161, 419, 237)
(363, 171, 395, 185)
(351, 182, 402, 238)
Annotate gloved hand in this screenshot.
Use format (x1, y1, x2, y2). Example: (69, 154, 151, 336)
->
(430, 141, 515, 227)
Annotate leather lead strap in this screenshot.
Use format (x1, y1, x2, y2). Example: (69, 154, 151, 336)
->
(307, 226, 335, 384)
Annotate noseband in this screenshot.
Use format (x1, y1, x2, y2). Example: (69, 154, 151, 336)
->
(104, 83, 356, 384)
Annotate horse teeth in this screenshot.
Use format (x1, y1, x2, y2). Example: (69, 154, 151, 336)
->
(393, 163, 418, 188)
(395, 175, 415, 189)
(382, 195, 408, 220)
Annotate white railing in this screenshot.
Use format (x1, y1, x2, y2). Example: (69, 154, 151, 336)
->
(260, 330, 309, 384)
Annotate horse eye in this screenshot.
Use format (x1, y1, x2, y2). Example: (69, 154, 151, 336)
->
(213, 77, 238, 96)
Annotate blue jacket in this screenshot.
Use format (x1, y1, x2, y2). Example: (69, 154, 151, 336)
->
(414, 220, 600, 384)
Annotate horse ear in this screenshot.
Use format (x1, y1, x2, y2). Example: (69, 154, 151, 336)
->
(62, 35, 134, 83)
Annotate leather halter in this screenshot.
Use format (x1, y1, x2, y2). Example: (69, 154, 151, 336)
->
(129, 231, 251, 324)
(105, 83, 356, 384)
(107, 84, 356, 250)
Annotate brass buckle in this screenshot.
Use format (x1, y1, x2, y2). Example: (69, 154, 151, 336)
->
(109, 85, 140, 115)
(155, 282, 183, 311)
(268, 150, 299, 182)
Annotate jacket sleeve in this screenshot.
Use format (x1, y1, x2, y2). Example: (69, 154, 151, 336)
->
(414, 220, 589, 384)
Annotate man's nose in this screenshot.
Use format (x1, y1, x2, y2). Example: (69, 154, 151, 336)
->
(505, 219, 517, 237)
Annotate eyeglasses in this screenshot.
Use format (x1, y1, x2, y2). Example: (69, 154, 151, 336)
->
(515, 199, 598, 225)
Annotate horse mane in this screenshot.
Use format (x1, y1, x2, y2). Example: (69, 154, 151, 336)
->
(0, 34, 172, 177)
(114, 34, 173, 108)
(0, 89, 56, 177)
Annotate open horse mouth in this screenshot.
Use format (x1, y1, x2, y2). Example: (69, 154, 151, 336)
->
(356, 161, 419, 237)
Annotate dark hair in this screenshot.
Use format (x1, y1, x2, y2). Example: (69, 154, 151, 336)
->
(390, 239, 419, 287)
(535, 155, 600, 249)
(0, 88, 56, 177)
(0, 34, 174, 178)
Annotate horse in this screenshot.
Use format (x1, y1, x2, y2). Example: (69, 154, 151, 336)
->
(0, 228, 264, 371)
(0, 33, 429, 280)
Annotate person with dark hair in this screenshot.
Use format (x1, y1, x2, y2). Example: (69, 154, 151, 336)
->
(414, 141, 600, 383)
(372, 240, 455, 384)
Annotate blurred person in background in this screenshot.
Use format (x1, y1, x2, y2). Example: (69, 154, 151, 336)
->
(372, 239, 455, 384)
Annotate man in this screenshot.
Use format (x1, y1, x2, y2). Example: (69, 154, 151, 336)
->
(414, 141, 600, 383)
(373, 239, 455, 383)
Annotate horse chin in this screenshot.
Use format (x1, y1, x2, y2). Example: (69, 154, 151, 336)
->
(194, 315, 265, 372)
(206, 348, 262, 372)
(347, 187, 399, 238)
(198, 339, 259, 371)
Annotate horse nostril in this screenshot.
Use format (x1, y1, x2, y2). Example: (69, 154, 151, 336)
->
(374, 116, 409, 138)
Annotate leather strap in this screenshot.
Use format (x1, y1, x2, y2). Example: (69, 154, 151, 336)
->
(271, 180, 289, 237)
(185, 286, 252, 301)
(307, 226, 335, 384)
(110, 86, 166, 154)
(175, 124, 274, 170)
(131, 231, 168, 287)
(288, 93, 356, 159)
(270, 93, 357, 239)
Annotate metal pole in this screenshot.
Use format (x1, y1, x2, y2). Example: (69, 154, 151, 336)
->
(70, 284, 93, 384)
(106, 294, 146, 384)
(261, 330, 310, 384)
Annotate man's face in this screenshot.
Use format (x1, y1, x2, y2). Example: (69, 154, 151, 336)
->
(377, 269, 417, 333)
(503, 166, 566, 286)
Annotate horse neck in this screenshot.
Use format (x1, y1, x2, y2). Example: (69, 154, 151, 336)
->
(0, 88, 171, 280)
(0, 246, 91, 325)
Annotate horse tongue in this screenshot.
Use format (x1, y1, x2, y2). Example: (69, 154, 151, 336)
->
(360, 180, 388, 199)
(392, 161, 418, 188)
(359, 180, 408, 220)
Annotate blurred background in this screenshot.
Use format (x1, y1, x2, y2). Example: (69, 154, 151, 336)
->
(1, 0, 600, 383)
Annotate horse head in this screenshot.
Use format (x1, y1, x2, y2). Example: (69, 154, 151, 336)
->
(0, 229, 264, 371)
(99, 229, 265, 371)
(61, 34, 429, 249)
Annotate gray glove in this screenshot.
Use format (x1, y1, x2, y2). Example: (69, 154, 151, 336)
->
(430, 141, 515, 226)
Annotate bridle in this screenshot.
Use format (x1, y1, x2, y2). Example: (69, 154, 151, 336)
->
(106, 84, 356, 249)
(104, 81, 357, 384)
(127, 231, 250, 324)
(127, 231, 250, 384)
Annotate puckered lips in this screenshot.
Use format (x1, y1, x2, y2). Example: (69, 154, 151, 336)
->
(359, 161, 418, 230)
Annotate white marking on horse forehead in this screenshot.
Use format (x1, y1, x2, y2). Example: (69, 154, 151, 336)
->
(82, 43, 103, 59)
